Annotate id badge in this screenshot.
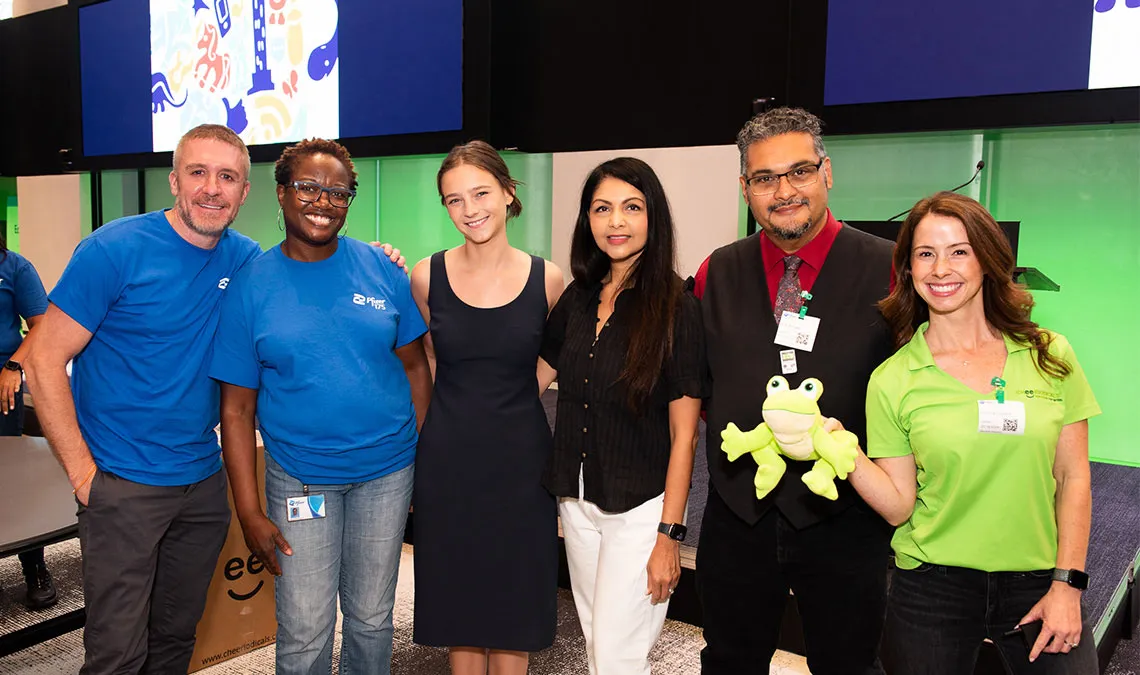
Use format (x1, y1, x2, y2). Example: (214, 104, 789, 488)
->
(779, 349, 798, 375)
(977, 400, 1026, 435)
(286, 494, 327, 522)
(774, 311, 820, 352)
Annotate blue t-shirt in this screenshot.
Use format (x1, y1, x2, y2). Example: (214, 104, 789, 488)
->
(209, 237, 427, 484)
(50, 210, 261, 486)
(0, 251, 48, 362)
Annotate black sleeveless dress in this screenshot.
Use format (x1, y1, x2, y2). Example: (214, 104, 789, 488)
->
(412, 251, 557, 651)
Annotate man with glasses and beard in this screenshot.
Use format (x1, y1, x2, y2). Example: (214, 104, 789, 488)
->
(25, 124, 263, 675)
(692, 108, 895, 675)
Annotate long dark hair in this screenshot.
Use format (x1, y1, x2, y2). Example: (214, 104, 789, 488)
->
(880, 191, 1071, 379)
(570, 157, 681, 408)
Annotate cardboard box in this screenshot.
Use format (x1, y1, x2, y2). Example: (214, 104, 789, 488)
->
(188, 446, 277, 672)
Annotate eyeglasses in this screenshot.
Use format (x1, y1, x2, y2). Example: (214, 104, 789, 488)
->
(744, 159, 826, 196)
(288, 181, 356, 208)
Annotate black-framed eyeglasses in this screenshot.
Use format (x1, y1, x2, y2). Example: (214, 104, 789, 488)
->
(288, 180, 356, 208)
(744, 159, 826, 196)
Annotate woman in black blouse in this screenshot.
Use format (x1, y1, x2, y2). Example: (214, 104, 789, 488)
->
(537, 157, 706, 674)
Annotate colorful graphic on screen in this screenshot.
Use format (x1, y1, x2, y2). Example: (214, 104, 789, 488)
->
(1089, 0, 1140, 89)
(150, 0, 340, 152)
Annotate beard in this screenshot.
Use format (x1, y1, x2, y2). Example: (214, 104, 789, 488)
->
(762, 198, 813, 241)
(176, 199, 234, 237)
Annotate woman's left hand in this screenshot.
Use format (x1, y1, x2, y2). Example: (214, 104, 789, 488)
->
(646, 534, 681, 605)
(1018, 583, 1084, 661)
(0, 368, 21, 415)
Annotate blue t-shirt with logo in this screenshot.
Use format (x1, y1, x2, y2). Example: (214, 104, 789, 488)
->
(209, 237, 427, 484)
(49, 210, 261, 486)
(0, 251, 49, 362)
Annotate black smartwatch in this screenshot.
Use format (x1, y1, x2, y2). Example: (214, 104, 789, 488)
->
(658, 522, 687, 542)
(3, 360, 21, 373)
(1052, 568, 1089, 590)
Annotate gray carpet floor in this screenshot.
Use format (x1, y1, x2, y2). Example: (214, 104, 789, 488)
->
(0, 541, 810, 674)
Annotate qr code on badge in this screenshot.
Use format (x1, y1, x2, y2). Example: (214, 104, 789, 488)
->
(1002, 418, 1019, 433)
(795, 332, 810, 347)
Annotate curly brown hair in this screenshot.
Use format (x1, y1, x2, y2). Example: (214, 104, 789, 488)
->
(880, 191, 1071, 379)
(274, 138, 358, 190)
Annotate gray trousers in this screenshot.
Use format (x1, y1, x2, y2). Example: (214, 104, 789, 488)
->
(77, 467, 230, 675)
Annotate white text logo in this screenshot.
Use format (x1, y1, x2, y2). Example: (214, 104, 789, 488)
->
(218, 278, 230, 290)
(352, 294, 386, 310)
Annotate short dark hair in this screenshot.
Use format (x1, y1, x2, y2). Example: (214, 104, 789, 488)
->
(436, 140, 523, 219)
(274, 138, 359, 190)
(736, 107, 827, 175)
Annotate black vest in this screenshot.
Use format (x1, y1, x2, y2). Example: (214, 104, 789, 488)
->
(703, 225, 894, 528)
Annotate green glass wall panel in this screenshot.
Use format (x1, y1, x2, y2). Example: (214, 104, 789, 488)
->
(5, 196, 17, 253)
(504, 151, 553, 259)
(826, 131, 985, 221)
(986, 125, 1140, 467)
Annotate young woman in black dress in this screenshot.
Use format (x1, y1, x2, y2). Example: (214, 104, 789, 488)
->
(410, 141, 565, 675)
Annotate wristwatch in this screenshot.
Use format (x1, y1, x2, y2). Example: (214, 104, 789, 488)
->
(3, 360, 21, 373)
(1052, 568, 1089, 590)
(658, 522, 687, 542)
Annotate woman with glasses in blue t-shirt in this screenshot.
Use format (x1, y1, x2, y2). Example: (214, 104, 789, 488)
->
(210, 139, 432, 675)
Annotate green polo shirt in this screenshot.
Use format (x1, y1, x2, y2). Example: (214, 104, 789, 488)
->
(866, 323, 1100, 572)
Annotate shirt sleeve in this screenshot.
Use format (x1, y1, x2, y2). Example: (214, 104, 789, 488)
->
(48, 238, 122, 333)
(13, 257, 48, 319)
(865, 368, 912, 458)
(208, 275, 261, 389)
(693, 256, 711, 300)
(663, 291, 708, 401)
(540, 280, 577, 370)
(1051, 334, 1101, 425)
(385, 257, 427, 349)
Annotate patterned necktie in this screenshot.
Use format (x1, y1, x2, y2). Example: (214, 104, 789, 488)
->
(773, 255, 803, 321)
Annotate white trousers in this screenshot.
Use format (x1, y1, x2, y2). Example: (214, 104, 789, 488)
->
(559, 484, 670, 675)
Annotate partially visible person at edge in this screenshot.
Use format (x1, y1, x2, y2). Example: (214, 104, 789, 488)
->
(538, 157, 707, 674)
(209, 138, 432, 675)
(692, 107, 894, 675)
(847, 191, 1099, 675)
(0, 242, 54, 610)
(409, 140, 564, 675)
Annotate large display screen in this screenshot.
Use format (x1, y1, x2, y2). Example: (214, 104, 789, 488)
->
(824, 0, 1139, 107)
(80, 0, 462, 157)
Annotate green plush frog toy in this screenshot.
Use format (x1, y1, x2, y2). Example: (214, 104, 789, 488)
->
(721, 376, 858, 501)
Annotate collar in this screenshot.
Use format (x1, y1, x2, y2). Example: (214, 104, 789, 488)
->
(759, 209, 842, 275)
(905, 322, 1033, 371)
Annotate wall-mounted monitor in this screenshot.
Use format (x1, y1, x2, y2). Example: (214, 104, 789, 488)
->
(75, 0, 481, 168)
(788, 0, 1139, 135)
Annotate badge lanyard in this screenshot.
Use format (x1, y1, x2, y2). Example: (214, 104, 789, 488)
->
(775, 291, 817, 375)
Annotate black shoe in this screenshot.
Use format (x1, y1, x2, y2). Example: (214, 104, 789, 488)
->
(24, 564, 58, 610)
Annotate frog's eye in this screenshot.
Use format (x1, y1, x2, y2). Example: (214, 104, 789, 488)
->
(767, 376, 789, 394)
(797, 378, 824, 402)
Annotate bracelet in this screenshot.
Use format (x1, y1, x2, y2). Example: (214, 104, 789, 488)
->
(72, 464, 98, 494)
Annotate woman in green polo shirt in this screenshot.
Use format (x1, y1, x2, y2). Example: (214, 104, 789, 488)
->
(846, 191, 1099, 674)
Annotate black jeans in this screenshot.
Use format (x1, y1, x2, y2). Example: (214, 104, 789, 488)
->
(883, 564, 1098, 675)
(696, 487, 892, 675)
(77, 468, 230, 675)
